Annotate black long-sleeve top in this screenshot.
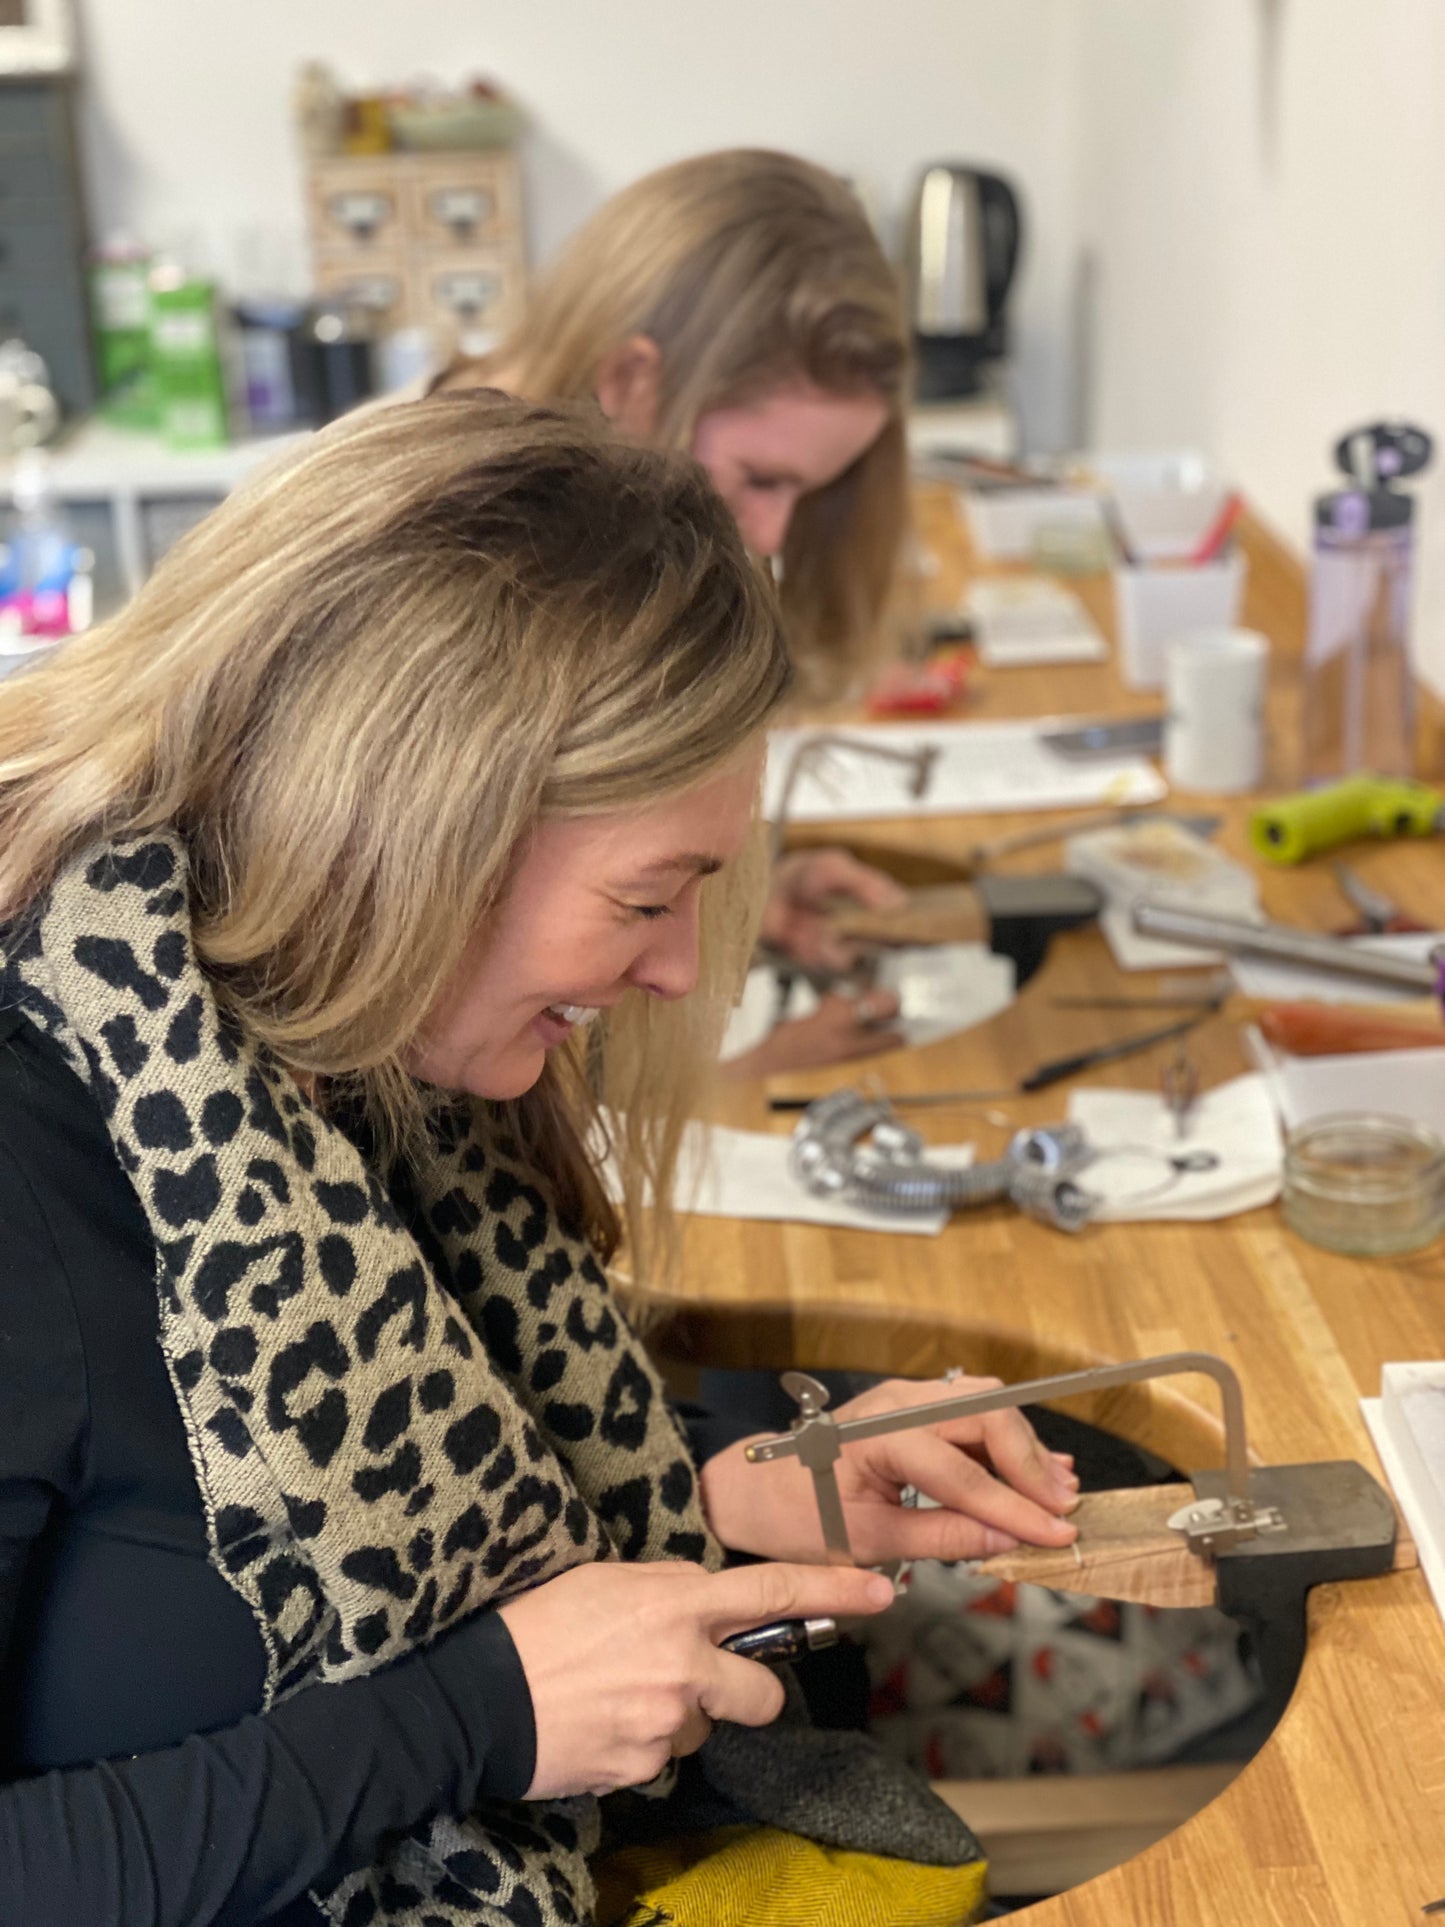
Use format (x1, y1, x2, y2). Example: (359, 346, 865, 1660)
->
(0, 1006, 551, 1927)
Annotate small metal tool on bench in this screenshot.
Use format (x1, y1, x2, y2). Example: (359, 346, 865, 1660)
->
(746, 1355, 1398, 1719)
(1160, 1039, 1201, 1139)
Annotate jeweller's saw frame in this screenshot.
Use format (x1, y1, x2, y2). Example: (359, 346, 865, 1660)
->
(747, 1352, 1398, 1721)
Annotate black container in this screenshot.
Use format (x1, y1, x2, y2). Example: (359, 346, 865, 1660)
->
(293, 301, 375, 425)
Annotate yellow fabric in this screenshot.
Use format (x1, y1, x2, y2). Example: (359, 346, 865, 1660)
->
(593, 1825, 988, 1927)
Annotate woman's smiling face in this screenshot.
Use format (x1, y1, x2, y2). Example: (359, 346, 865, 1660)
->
(408, 752, 761, 1100)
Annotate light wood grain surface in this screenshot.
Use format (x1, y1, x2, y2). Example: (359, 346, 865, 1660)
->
(934, 1763, 1243, 1899)
(974, 1483, 1418, 1612)
(641, 491, 1445, 1922)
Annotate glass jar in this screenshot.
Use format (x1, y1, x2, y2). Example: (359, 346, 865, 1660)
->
(1283, 1112, 1445, 1257)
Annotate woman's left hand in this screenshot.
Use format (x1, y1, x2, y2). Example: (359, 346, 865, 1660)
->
(698, 1373, 1080, 1568)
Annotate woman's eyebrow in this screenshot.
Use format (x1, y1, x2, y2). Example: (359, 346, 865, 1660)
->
(632, 854, 725, 881)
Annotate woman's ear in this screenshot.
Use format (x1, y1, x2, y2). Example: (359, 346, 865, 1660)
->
(594, 335, 664, 439)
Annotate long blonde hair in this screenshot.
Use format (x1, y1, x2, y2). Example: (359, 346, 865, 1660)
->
(471, 149, 911, 701)
(0, 393, 790, 1283)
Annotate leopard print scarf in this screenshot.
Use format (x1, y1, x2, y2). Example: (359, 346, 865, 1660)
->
(0, 833, 722, 1927)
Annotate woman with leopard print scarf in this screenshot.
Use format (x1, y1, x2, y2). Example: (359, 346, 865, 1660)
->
(0, 394, 1078, 1927)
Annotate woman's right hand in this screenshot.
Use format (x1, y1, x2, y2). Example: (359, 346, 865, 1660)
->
(496, 1559, 894, 1799)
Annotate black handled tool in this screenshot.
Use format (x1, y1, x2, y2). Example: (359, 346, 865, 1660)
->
(1016, 1006, 1218, 1092)
(769, 1005, 1220, 1112)
(719, 1617, 838, 1663)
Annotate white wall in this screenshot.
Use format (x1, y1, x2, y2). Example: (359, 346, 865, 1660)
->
(1071, 0, 1445, 691)
(88, 5, 1445, 677)
(73, 0, 1082, 449)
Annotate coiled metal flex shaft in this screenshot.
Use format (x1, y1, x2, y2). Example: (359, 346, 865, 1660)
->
(789, 1089, 1097, 1232)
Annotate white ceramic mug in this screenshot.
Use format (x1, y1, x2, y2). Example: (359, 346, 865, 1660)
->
(1164, 627, 1269, 794)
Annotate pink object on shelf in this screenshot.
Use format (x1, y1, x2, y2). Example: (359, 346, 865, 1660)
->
(0, 588, 72, 638)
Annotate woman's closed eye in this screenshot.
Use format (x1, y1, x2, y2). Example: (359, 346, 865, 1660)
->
(613, 858, 721, 925)
(614, 882, 690, 923)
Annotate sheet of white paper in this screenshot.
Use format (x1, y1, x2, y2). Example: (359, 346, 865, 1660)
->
(1252, 1041, 1445, 1132)
(765, 721, 1166, 824)
(1067, 1073, 1282, 1221)
(1362, 1393, 1445, 1634)
(965, 578, 1107, 668)
(978, 630, 1108, 667)
(1380, 1365, 1445, 1527)
(663, 1122, 977, 1235)
(1241, 1023, 1290, 1122)
(1228, 931, 1442, 1007)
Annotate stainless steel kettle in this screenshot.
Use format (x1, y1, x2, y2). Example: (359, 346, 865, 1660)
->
(903, 163, 1022, 399)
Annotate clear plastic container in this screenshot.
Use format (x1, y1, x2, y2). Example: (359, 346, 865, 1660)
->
(1301, 421, 1433, 782)
(1283, 1112, 1445, 1257)
(1304, 509, 1415, 779)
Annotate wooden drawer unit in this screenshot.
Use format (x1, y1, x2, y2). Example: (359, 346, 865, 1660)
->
(411, 246, 522, 340)
(311, 249, 413, 333)
(406, 153, 520, 249)
(304, 150, 527, 350)
(307, 160, 407, 250)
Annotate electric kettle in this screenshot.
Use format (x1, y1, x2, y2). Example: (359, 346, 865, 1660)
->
(903, 164, 1022, 400)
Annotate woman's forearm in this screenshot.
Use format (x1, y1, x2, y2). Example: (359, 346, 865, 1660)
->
(0, 1608, 534, 1927)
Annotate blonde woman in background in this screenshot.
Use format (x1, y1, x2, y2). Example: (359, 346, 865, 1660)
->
(0, 394, 1079, 1927)
(435, 148, 921, 1076)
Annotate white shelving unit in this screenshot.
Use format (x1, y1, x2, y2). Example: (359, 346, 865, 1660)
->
(3, 392, 1021, 615)
(0, 420, 309, 604)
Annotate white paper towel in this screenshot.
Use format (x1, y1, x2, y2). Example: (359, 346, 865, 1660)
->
(1067, 1073, 1283, 1221)
(604, 1119, 977, 1236)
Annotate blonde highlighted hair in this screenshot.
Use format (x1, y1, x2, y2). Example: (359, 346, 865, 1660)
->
(464, 148, 911, 701)
(0, 392, 790, 1283)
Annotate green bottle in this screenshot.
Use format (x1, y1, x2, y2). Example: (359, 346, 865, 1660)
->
(148, 267, 231, 448)
(90, 240, 156, 429)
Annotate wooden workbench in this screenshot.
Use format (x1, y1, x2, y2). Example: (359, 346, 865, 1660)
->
(644, 492, 1445, 1923)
